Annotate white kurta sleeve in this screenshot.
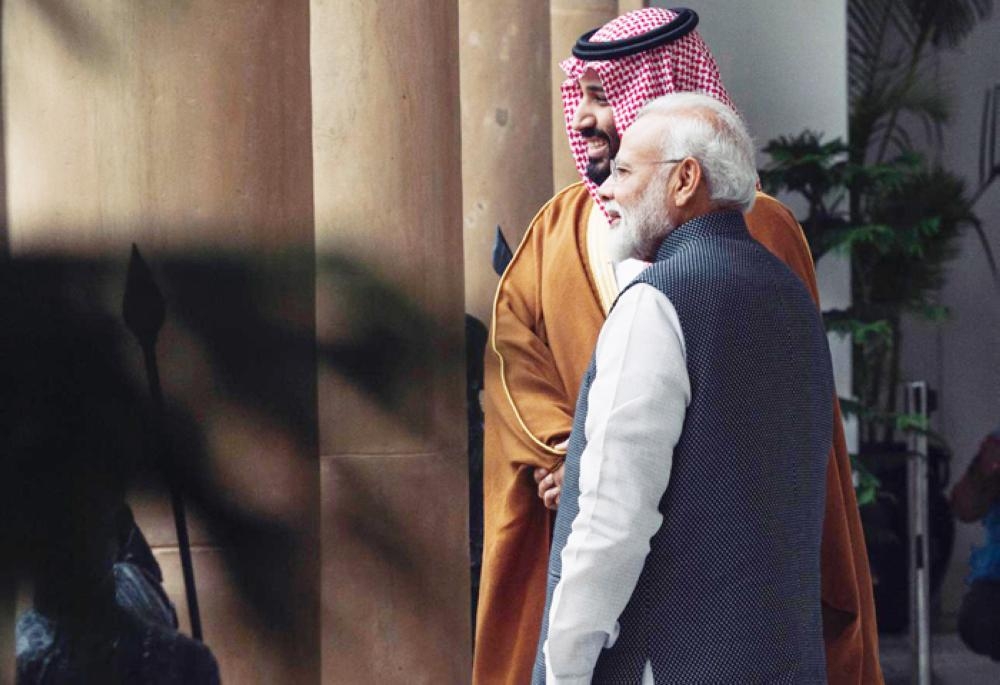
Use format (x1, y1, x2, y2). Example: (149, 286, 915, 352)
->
(544, 283, 690, 684)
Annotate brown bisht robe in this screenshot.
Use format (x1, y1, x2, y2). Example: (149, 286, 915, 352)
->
(473, 183, 881, 685)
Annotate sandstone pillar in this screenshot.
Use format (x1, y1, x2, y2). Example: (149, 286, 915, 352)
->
(1, 8, 9, 675)
(311, 1, 470, 682)
(619, 0, 648, 15)
(550, 0, 619, 190)
(3, 1, 317, 682)
(459, 0, 553, 324)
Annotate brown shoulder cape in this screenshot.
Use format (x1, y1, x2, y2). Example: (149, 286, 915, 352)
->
(473, 184, 881, 685)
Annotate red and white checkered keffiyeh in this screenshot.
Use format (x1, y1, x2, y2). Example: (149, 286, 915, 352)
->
(559, 7, 736, 210)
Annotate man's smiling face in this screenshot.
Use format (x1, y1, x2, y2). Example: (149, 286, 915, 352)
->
(570, 69, 620, 184)
(598, 115, 677, 262)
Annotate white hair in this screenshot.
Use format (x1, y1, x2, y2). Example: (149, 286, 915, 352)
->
(635, 93, 757, 212)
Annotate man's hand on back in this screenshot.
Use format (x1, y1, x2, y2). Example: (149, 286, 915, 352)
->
(534, 439, 569, 510)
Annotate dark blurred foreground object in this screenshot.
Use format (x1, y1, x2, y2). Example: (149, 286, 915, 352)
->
(17, 603, 218, 685)
(470, 228, 507, 638)
(16, 508, 219, 684)
(123, 245, 202, 640)
(951, 430, 1000, 661)
(466, 315, 488, 641)
(858, 441, 954, 634)
(1, 257, 219, 683)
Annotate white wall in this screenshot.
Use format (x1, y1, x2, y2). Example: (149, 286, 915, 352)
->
(670, 1, 848, 167)
(899, 11, 1000, 618)
(652, 0, 855, 446)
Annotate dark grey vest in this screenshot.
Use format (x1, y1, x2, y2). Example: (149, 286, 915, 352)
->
(533, 210, 832, 684)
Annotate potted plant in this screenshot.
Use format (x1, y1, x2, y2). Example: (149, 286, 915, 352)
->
(760, 0, 998, 631)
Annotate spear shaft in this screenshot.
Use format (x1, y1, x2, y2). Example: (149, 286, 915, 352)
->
(141, 344, 203, 641)
(124, 245, 203, 641)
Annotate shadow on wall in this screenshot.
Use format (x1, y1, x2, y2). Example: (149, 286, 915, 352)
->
(0, 246, 463, 680)
(24, 0, 117, 68)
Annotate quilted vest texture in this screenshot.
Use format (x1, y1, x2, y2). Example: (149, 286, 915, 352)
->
(533, 210, 833, 684)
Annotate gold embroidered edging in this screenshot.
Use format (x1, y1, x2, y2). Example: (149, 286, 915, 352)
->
(489, 183, 586, 458)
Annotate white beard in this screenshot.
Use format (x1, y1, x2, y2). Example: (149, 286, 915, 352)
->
(606, 181, 672, 263)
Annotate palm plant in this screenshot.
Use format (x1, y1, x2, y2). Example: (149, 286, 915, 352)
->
(761, 0, 996, 449)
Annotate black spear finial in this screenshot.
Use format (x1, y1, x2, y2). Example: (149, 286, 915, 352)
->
(122, 244, 203, 642)
(123, 244, 166, 350)
(492, 225, 512, 276)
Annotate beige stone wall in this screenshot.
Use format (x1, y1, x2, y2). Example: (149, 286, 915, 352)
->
(550, 0, 619, 191)
(459, 0, 553, 324)
(3, 0, 319, 681)
(0, 7, 6, 261)
(311, 0, 470, 683)
(618, 0, 648, 14)
(5, 1, 469, 682)
(3, 0, 315, 255)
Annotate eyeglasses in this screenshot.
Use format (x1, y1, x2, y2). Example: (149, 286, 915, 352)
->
(609, 158, 685, 182)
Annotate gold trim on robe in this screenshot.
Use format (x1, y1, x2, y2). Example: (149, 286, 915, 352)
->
(585, 202, 619, 315)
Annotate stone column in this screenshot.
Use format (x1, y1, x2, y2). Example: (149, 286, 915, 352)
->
(0, 6, 8, 677)
(0, 16, 6, 260)
(618, 0, 648, 14)
(311, 1, 470, 683)
(550, 0, 619, 190)
(459, 0, 553, 324)
(3, 2, 317, 682)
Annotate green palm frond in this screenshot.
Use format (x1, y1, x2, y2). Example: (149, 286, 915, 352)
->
(824, 312, 893, 345)
(893, 78, 950, 124)
(848, 0, 897, 101)
(852, 456, 881, 507)
(902, 0, 994, 48)
(768, 0, 993, 451)
(828, 224, 897, 254)
(865, 166, 975, 310)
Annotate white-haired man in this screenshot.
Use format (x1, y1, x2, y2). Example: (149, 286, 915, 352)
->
(534, 93, 834, 684)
